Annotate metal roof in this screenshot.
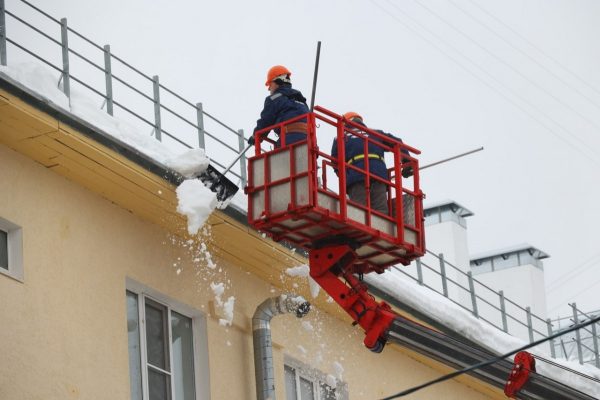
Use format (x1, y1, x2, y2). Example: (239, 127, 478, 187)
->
(471, 243, 550, 262)
(423, 199, 474, 218)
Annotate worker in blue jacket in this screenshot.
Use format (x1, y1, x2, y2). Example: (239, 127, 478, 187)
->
(249, 65, 309, 148)
(331, 112, 410, 215)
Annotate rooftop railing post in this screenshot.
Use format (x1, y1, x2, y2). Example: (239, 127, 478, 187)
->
(546, 318, 556, 358)
(467, 271, 478, 318)
(526, 307, 534, 343)
(196, 102, 205, 149)
(60, 18, 70, 100)
(103, 45, 113, 116)
(238, 129, 247, 188)
(572, 303, 584, 364)
(416, 258, 423, 285)
(499, 290, 508, 333)
(438, 253, 448, 298)
(0, 0, 7, 66)
(591, 319, 599, 368)
(152, 75, 161, 141)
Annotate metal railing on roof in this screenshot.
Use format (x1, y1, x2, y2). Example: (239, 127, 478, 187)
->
(391, 249, 600, 369)
(0, 0, 247, 187)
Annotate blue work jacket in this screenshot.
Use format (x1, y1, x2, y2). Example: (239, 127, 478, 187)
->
(254, 84, 309, 147)
(331, 122, 403, 187)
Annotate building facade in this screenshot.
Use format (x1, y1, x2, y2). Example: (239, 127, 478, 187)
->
(0, 80, 501, 399)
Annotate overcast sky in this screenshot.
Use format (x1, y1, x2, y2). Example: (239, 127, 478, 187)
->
(7, 0, 600, 317)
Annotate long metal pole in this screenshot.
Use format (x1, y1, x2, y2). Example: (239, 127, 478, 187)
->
(309, 41, 321, 111)
(420, 146, 484, 170)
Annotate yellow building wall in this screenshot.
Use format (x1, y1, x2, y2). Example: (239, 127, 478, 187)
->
(0, 140, 497, 400)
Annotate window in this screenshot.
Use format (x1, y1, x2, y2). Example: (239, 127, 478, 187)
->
(284, 358, 348, 400)
(0, 229, 7, 269)
(0, 217, 23, 281)
(126, 281, 209, 400)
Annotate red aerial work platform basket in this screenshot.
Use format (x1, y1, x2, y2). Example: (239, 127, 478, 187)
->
(245, 106, 425, 271)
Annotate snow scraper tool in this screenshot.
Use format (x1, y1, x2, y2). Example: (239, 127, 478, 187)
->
(196, 163, 239, 204)
(197, 142, 254, 204)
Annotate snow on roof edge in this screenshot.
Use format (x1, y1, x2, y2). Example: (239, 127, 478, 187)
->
(470, 243, 550, 261)
(423, 199, 474, 217)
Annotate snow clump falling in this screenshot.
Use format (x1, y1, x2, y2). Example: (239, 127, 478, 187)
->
(176, 180, 218, 235)
(285, 264, 321, 299)
(297, 345, 307, 356)
(169, 149, 236, 235)
(301, 320, 314, 332)
(211, 282, 235, 326)
(333, 361, 344, 381)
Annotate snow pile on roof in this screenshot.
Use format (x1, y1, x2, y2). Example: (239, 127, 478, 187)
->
(164, 149, 211, 178)
(367, 272, 600, 397)
(1, 62, 180, 164)
(0, 63, 70, 109)
(0, 62, 230, 234)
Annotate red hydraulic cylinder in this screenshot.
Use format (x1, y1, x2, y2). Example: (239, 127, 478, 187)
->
(309, 244, 397, 352)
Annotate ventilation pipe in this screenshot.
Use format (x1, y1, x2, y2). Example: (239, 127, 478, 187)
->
(253, 294, 311, 400)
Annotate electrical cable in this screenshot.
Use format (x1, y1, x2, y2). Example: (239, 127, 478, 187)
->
(411, 0, 600, 142)
(465, 0, 600, 99)
(380, 313, 600, 399)
(374, 0, 600, 166)
(449, 0, 600, 113)
(546, 253, 600, 293)
(548, 275, 600, 315)
(533, 354, 600, 384)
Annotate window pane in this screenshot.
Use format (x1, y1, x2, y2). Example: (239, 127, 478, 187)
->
(171, 311, 195, 400)
(145, 300, 169, 370)
(284, 366, 298, 400)
(320, 383, 337, 400)
(126, 291, 143, 400)
(299, 377, 314, 400)
(148, 368, 171, 400)
(0, 229, 7, 270)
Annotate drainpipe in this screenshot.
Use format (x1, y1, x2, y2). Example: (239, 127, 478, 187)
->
(253, 294, 311, 400)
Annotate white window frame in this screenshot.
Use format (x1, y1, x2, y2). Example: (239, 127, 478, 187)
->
(126, 278, 211, 400)
(284, 356, 348, 400)
(0, 217, 24, 282)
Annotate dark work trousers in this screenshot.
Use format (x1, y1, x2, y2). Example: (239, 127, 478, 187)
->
(347, 181, 389, 215)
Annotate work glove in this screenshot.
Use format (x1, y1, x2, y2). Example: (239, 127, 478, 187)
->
(247, 135, 255, 146)
(402, 167, 413, 178)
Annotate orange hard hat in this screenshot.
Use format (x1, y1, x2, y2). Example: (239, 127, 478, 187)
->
(343, 112, 363, 122)
(265, 65, 292, 86)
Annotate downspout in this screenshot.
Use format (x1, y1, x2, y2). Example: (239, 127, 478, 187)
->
(253, 294, 311, 400)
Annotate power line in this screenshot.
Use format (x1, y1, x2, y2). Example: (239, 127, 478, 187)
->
(450, 0, 600, 113)
(412, 0, 600, 141)
(380, 312, 600, 399)
(546, 253, 600, 292)
(369, 0, 600, 167)
(547, 274, 600, 315)
(465, 0, 600, 99)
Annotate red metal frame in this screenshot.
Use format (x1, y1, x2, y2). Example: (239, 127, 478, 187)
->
(504, 351, 536, 398)
(245, 106, 425, 269)
(246, 106, 426, 351)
